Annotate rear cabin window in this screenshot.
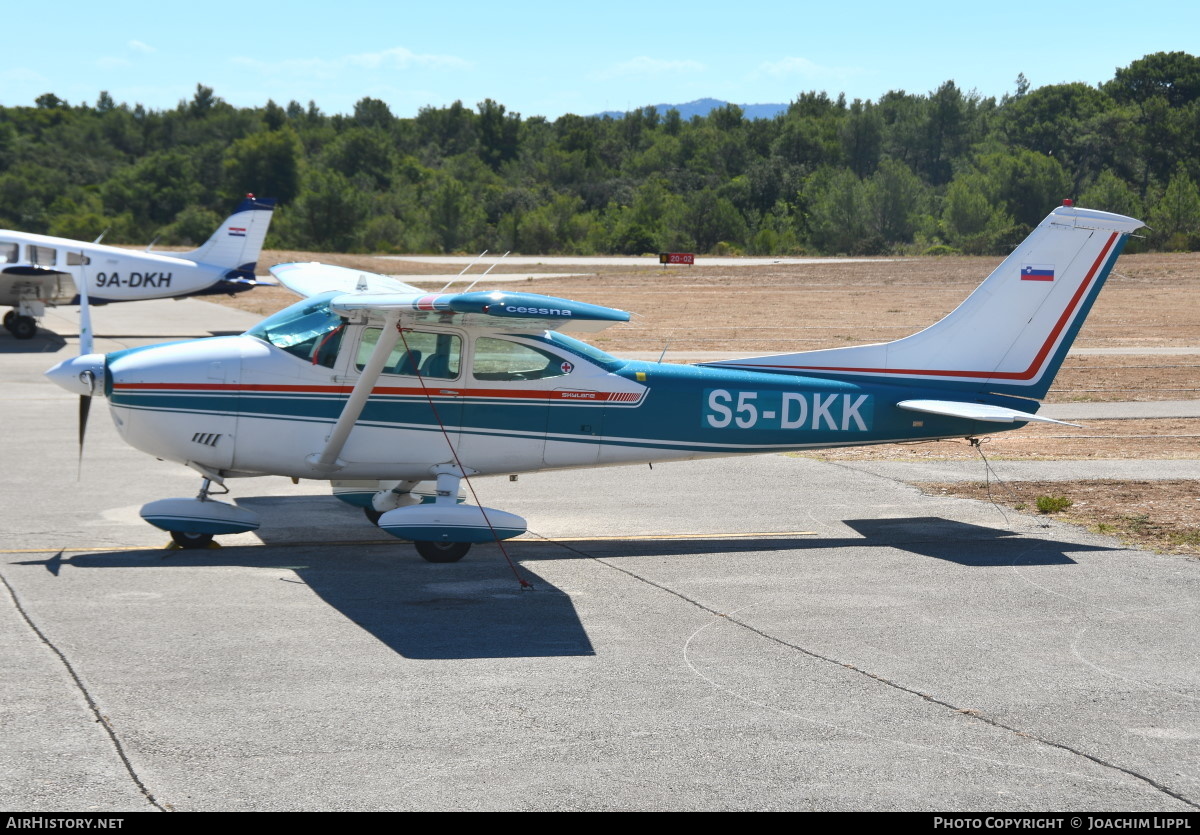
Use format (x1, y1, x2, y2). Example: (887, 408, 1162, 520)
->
(66, 252, 90, 266)
(472, 337, 568, 381)
(356, 328, 462, 380)
(29, 245, 56, 266)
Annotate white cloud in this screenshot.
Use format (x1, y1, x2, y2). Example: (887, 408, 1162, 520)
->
(233, 46, 472, 79)
(128, 40, 157, 54)
(1, 67, 48, 83)
(590, 56, 705, 81)
(756, 56, 864, 83)
(97, 56, 132, 70)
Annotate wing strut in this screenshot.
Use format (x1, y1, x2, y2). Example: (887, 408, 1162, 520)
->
(307, 310, 402, 472)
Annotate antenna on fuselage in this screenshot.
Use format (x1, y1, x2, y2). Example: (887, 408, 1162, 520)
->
(438, 250, 489, 292)
(145, 235, 160, 252)
(92, 228, 109, 245)
(461, 251, 510, 293)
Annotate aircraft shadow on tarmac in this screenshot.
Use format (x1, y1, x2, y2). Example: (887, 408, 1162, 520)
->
(14, 517, 1113, 660)
(0, 330, 67, 352)
(512, 517, 1114, 567)
(16, 546, 597, 661)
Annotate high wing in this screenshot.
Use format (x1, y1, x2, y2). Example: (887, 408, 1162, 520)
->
(269, 261, 630, 334)
(270, 261, 427, 297)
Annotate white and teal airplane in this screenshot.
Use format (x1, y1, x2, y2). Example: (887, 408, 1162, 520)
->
(1, 196, 276, 339)
(45, 203, 1142, 562)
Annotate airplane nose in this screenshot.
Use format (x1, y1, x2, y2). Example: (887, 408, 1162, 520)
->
(45, 354, 107, 397)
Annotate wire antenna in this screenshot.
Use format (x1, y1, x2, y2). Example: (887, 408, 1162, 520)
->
(438, 250, 489, 292)
(461, 251, 510, 293)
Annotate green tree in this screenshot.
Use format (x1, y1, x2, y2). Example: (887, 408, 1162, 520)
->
(1148, 167, 1200, 250)
(283, 169, 368, 251)
(222, 127, 302, 203)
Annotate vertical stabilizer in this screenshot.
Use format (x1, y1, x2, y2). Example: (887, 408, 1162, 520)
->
(703, 205, 1143, 399)
(183, 196, 277, 278)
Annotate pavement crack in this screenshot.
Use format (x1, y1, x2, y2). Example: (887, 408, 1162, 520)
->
(0, 565, 168, 812)
(542, 537, 1199, 809)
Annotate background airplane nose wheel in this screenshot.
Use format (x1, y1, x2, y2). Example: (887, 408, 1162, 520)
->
(414, 541, 470, 563)
(170, 530, 215, 549)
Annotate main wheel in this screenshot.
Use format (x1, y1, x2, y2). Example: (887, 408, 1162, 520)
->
(3, 310, 14, 329)
(363, 506, 382, 526)
(10, 316, 36, 339)
(414, 540, 470, 563)
(171, 530, 214, 549)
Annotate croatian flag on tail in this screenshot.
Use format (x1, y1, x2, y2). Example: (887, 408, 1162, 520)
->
(228, 227, 247, 237)
(1021, 264, 1054, 281)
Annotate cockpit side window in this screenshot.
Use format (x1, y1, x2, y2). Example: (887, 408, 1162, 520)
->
(244, 291, 346, 366)
(356, 328, 462, 380)
(473, 337, 568, 381)
(0, 243, 17, 264)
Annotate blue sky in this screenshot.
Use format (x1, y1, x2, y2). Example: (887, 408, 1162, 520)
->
(2, 1, 1195, 119)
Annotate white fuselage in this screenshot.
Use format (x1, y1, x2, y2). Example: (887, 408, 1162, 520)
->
(103, 323, 657, 483)
(0, 231, 227, 306)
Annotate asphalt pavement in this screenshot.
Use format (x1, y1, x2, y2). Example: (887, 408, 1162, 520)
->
(1, 298, 1197, 812)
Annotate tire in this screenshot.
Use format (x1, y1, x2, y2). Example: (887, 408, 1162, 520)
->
(171, 530, 214, 549)
(363, 506, 382, 526)
(10, 316, 36, 339)
(414, 540, 470, 563)
(3, 310, 13, 329)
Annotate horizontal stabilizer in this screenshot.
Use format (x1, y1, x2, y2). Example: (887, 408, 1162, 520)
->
(897, 399, 1081, 427)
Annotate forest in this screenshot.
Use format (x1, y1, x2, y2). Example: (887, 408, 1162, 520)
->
(1, 51, 1198, 256)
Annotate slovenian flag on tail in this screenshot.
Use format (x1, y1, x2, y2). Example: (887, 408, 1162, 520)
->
(1021, 264, 1054, 281)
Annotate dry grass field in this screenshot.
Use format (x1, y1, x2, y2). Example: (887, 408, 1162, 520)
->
(210, 249, 1200, 554)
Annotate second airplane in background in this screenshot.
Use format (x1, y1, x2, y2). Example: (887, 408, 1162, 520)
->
(0, 195, 276, 339)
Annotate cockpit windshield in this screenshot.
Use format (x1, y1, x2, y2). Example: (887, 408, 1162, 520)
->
(245, 291, 346, 366)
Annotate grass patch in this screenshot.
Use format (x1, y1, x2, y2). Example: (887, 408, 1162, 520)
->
(1035, 495, 1073, 514)
(917, 480, 1200, 556)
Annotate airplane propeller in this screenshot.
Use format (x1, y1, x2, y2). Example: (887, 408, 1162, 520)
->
(76, 253, 94, 472)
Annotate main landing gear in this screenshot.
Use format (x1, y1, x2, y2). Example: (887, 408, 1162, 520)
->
(3, 309, 38, 340)
(414, 541, 472, 563)
(171, 530, 215, 550)
(364, 505, 471, 562)
(367, 466, 527, 563)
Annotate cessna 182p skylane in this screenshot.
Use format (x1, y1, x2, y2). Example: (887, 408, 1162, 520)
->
(45, 203, 1142, 562)
(1, 196, 276, 339)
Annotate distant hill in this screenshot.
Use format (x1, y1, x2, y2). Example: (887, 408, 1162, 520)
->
(595, 97, 788, 120)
